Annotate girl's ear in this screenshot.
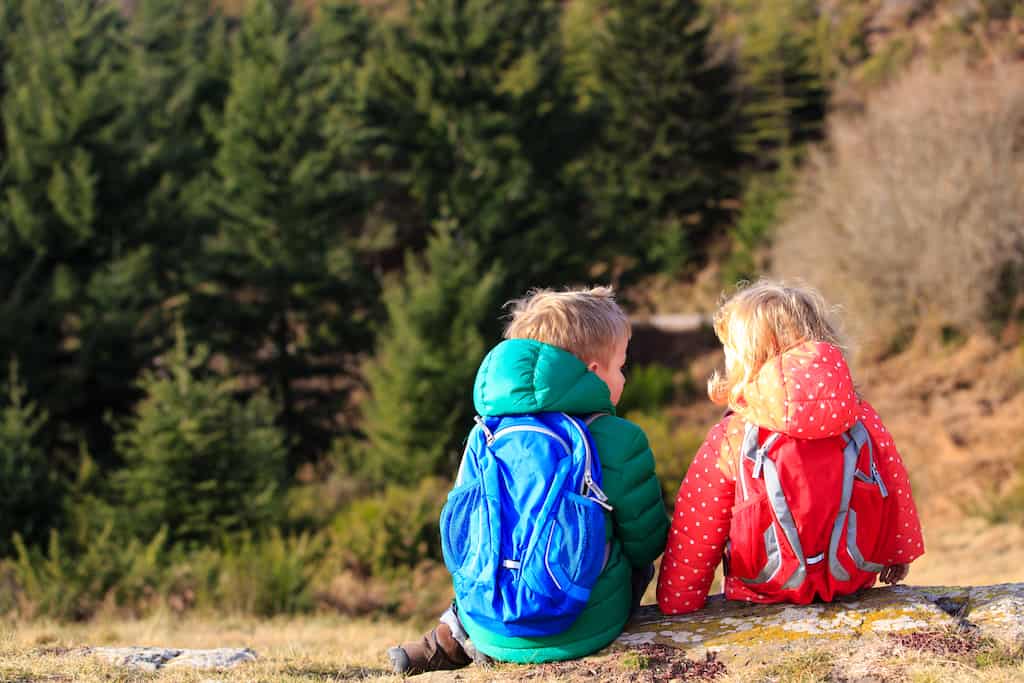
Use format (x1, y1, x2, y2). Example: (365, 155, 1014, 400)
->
(587, 361, 600, 373)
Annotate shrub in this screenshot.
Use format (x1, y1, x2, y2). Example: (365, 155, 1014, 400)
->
(722, 165, 794, 286)
(329, 477, 449, 577)
(114, 328, 287, 547)
(771, 62, 1024, 358)
(624, 410, 705, 507)
(314, 560, 453, 622)
(0, 362, 60, 556)
(173, 530, 327, 617)
(618, 364, 677, 415)
(11, 522, 167, 621)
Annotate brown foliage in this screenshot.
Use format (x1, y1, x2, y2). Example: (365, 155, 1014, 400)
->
(772, 61, 1024, 358)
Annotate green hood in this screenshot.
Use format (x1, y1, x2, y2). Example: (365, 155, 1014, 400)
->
(473, 339, 615, 417)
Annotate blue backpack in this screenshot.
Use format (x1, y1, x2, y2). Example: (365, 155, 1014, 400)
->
(440, 412, 613, 638)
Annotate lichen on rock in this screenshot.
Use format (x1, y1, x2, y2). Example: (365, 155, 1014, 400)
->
(612, 583, 1024, 665)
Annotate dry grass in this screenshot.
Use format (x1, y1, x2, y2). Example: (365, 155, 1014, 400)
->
(771, 60, 1024, 359)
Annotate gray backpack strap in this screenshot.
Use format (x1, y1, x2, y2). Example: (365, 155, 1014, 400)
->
(739, 422, 809, 591)
(827, 420, 873, 581)
(742, 422, 783, 480)
(850, 424, 887, 498)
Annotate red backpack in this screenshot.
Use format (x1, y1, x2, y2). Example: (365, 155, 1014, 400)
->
(724, 420, 890, 603)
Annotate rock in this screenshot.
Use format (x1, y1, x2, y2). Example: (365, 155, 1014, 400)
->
(84, 646, 257, 671)
(613, 583, 1024, 666)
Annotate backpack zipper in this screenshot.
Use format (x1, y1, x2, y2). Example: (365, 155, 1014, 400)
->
(564, 415, 613, 510)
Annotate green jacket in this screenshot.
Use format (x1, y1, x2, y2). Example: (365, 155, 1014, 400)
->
(457, 339, 668, 663)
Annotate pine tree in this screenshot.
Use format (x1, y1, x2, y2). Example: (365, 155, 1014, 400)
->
(362, 0, 591, 298)
(0, 0, 136, 461)
(588, 0, 743, 276)
(360, 222, 501, 486)
(0, 362, 59, 557)
(194, 0, 377, 470)
(0, 0, 227, 465)
(114, 327, 287, 547)
(712, 0, 828, 165)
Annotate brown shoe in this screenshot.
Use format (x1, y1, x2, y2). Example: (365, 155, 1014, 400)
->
(387, 622, 472, 675)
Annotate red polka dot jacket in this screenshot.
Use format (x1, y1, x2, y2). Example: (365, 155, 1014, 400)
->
(657, 341, 924, 615)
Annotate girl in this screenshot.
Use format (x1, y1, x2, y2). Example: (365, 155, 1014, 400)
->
(657, 280, 923, 615)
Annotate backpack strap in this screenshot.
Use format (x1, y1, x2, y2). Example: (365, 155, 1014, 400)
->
(563, 413, 613, 510)
(740, 422, 783, 497)
(583, 412, 609, 426)
(827, 420, 873, 581)
(739, 421, 808, 590)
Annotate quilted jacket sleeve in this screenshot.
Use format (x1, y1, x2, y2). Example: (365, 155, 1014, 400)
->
(590, 416, 669, 569)
(858, 400, 925, 566)
(657, 417, 737, 615)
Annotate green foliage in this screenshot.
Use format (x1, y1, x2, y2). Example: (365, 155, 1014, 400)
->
(624, 411, 705, 507)
(0, 362, 60, 556)
(588, 0, 742, 276)
(0, 0, 229, 467)
(859, 37, 915, 87)
(360, 223, 501, 486)
(560, 0, 607, 109)
(710, 0, 828, 165)
(617, 364, 677, 415)
(722, 165, 794, 285)
(362, 0, 591, 296)
(178, 529, 326, 616)
(114, 327, 287, 547)
(330, 477, 449, 576)
(192, 0, 377, 470)
(12, 522, 167, 621)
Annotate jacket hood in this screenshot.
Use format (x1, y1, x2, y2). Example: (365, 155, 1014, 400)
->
(473, 339, 615, 417)
(732, 341, 858, 438)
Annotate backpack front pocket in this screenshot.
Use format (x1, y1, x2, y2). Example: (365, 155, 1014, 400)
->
(728, 495, 778, 585)
(523, 491, 605, 604)
(844, 479, 886, 573)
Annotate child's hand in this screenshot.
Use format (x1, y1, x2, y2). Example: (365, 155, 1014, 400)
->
(879, 564, 909, 585)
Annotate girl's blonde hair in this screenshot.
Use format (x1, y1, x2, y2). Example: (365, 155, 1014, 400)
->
(708, 279, 847, 406)
(503, 286, 630, 365)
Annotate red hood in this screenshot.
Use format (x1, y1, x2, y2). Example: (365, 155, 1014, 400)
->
(732, 342, 858, 438)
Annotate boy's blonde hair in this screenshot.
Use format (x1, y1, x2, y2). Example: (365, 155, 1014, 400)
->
(708, 279, 846, 406)
(503, 286, 631, 365)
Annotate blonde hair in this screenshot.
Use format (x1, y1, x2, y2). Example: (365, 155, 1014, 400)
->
(708, 279, 846, 406)
(503, 286, 631, 365)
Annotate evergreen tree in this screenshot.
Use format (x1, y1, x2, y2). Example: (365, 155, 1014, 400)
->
(114, 327, 287, 548)
(0, 362, 59, 556)
(588, 0, 743, 276)
(360, 222, 501, 486)
(0, 0, 228, 465)
(194, 0, 376, 470)
(0, 0, 135, 461)
(362, 0, 591, 298)
(711, 0, 828, 165)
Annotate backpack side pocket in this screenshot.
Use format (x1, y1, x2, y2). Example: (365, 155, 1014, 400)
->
(440, 481, 490, 578)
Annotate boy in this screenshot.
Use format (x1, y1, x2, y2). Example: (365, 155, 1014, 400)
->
(389, 287, 669, 674)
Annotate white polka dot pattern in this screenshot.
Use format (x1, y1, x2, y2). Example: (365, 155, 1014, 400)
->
(656, 344, 925, 616)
